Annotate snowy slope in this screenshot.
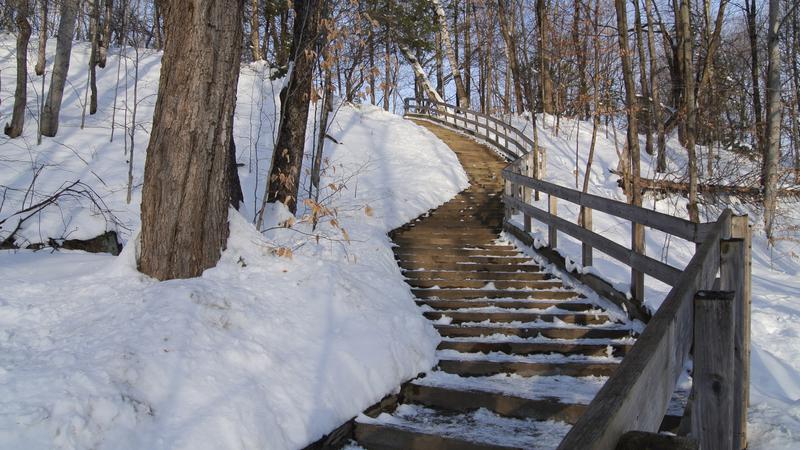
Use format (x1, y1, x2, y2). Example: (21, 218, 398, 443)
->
(0, 37, 469, 450)
(498, 113, 800, 449)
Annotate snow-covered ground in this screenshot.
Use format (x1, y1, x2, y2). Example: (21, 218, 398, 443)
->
(0, 36, 468, 449)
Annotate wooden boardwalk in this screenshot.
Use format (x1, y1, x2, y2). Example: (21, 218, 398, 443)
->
(351, 121, 640, 449)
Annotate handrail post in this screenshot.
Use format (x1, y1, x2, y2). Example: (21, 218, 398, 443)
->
(631, 222, 645, 304)
(721, 215, 751, 449)
(581, 207, 593, 267)
(693, 289, 736, 450)
(548, 195, 558, 248)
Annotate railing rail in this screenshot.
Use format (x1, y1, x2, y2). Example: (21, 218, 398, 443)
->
(404, 97, 752, 450)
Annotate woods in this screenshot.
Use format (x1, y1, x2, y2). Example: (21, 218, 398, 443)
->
(1, 0, 799, 268)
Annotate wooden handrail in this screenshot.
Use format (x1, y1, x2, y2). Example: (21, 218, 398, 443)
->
(404, 97, 752, 449)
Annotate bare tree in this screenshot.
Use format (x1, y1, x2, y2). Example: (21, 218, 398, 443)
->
(763, 0, 782, 239)
(432, 0, 469, 107)
(5, 0, 31, 138)
(138, 0, 243, 280)
(34, 0, 47, 76)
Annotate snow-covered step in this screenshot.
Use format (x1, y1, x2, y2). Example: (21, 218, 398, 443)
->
(415, 298, 597, 311)
(408, 278, 557, 289)
(396, 254, 532, 264)
(434, 324, 635, 340)
(437, 338, 632, 357)
(355, 405, 571, 450)
(413, 288, 581, 300)
(393, 247, 521, 257)
(402, 380, 588, 424)
(403, 270, 551, 281)
(436, 358, 619, 377)
(424, 310, 612, 325)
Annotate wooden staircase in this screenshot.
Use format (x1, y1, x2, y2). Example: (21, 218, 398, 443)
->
(351, 121, 639, 449)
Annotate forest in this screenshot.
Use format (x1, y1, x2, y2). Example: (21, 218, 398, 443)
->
(1, 0, 799, 449)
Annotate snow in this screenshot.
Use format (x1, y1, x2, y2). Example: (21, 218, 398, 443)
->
(0, 37, 469, 450)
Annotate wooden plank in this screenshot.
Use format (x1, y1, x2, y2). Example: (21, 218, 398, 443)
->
(581, 207, 593, 267)
(693, 290, 736, 450)
(355, 422, 518, 450)
(548, 195, 558, 248)
(631, 222, 645, 304)
(504, 195, 682, 286)
(556, 210, 730, 450)
(502, 170, 712, 242)
(720, 234, 750, 449)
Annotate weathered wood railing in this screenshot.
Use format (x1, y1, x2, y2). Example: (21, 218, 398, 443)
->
(404, 97, 752, 450)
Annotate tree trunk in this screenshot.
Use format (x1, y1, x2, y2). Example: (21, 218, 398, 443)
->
(383, 35, 391, 111)
(397, 43, 444, 103)
(644, 0, 666, 171)
(250, 0, 262, 60)
(435, 27, 444, 98)
(138, 0, 243, 280)
(497, 0, 524, 113)
(746, 0, 764, 160)
(614, 0, 642, 208)
(35, 0, 47, 76)
(264, 0, 322, 214)
(88, 0, 99, 115)
(98, 0, 111, 68)
(633, 0, 653, 156)
(464, 0, 471, 100)
(432, 0, 469, 107)
(679, 0, 699, 222)
(5, 0, 31, 138)
(763, 0, 781, 239)
(535, 0, 554, 114)
(40, 0, 78, 137)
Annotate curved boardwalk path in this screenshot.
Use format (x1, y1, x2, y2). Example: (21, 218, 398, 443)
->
(352, 121, 639, 449)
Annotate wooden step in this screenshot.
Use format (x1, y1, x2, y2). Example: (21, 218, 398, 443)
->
(355, 422, 518, 450)
(437, 340, 631, 357)
(403, 270, 550, 281)
(424, 311, 611, 325)
(399, 262, 543, 272)
(413, 288, 580, 300)
(416, 299, 596, 311)
(398, 256, 531, 265)
(409, 279, 560, 290)
(434, 324, 635, 340)
(402, 383, 587, 423)
(392, 238, 503, 247)
(394, 247, 520, 257)
(436, 359, 618, 377)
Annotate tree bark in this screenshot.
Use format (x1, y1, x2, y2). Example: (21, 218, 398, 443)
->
(88, 0, 99, 115)
(250, 0, 262, 60)
(264, 0, 322, 214)
(432, 0, 469, 107)
(681, 0, 699, 222)
(497, 0, 524, 113)
(644, 0, 666, 171)
(763, 0, 782, 239)
(98, 0, 111, 68)
(5, 0, 31, 138)
(535, 0, 554, 114)
(746, 0, 764, 160)
(40, 0, 79, 137)
(35, 0, 47, 76)
(138, 0, 243, 280)
(633, 0, 653, 156)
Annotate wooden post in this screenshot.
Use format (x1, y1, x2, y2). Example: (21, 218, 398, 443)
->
(724, 214, 751, 449)
(631, 222, 645, 304)
(581, 207, 593, 267)
(548, 195, 558, 248)
(693, 289, 736, 450)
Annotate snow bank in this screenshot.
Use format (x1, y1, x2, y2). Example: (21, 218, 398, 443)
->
(0, 37, 468, 449)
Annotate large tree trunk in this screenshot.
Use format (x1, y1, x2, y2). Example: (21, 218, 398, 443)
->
(138, 0, 243, 280)
(763, 0, 782, 239)
(264, 0, 322, 214)
(5, 0, 31, 138)
(35, 0, 47, 76)
(464, 0, 471, 100)
(633, 0, 653, 156)
(40, 0, 79, 137)
(432, 0, 469, 107)
(98, 0, 111, 67)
